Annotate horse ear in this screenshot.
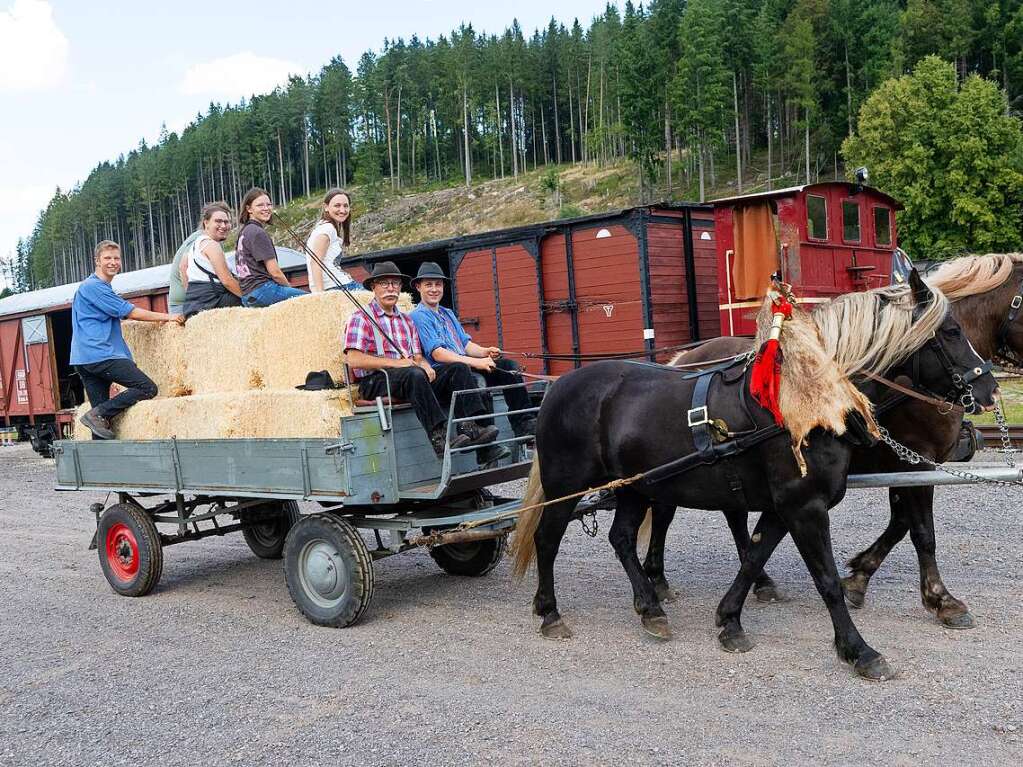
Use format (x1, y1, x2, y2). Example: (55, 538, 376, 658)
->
(908, 267, 932, 306)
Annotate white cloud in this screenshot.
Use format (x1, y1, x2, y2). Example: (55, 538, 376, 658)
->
(0, 0, 68, 91)
(179, 52, 302, 100)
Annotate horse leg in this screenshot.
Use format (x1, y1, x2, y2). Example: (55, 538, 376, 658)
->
(532, 499, 578, 640)
(783, 501, 895, 681)
(611, 489, 673, 640)
(842, 487, 910, 608)
(716, 512, 788, 654)
(903, 486, 974, 629)
(722, 509, 786, 604)
(641, 503, 678, 603)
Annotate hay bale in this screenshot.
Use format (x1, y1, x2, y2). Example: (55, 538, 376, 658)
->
(120, 321, 190, 396)
(252, 290, 416, 390)
(72, 403, 90, 441)
(74, 389, 353, 440)
(184, 306, 264, 394)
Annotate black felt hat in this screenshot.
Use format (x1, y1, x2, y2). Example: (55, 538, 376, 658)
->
(362, 260, 407, 290)
(296, 370, 338, 391)
(411, 261, 450, 285)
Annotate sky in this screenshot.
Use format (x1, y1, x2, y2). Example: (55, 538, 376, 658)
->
(0, 0, 610, 289)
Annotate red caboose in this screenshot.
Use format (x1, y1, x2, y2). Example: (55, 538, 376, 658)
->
(711, 182, 902, 336)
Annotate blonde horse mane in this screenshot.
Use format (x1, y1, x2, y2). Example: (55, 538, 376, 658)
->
(925, 253, 1023, 301)
(810, 283, 950, 379)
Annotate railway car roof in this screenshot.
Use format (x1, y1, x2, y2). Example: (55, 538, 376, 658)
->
(0, 247, 306, 319)
(710, 183, 903, 209)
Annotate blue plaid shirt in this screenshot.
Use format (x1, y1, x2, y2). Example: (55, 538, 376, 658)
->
(410, 303, 471, 361)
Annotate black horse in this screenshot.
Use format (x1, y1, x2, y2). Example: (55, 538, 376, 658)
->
(513, 273, 998, 680)
(653, 256, 1020, 628)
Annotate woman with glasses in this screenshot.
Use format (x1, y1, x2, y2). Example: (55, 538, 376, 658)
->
(235, 188, 306, 307)
(305, 188, 360, 292)
(181, 202, 243, 318)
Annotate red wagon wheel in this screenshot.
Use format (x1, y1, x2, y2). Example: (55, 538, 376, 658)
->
(97, 503, 164, 597)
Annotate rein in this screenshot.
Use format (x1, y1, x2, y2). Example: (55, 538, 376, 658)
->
(862, 371, 963, 415)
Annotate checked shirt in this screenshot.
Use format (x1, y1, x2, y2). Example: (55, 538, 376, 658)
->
(344, 299, 422, 379)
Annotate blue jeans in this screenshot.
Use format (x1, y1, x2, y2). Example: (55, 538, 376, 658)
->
(242, 281, 306, 307)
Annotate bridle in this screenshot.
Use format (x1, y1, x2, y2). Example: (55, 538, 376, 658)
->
(995, 271, 1023, 369)
(907, 325, 992, 414)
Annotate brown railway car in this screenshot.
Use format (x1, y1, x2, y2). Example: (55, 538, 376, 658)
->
(341, 204, 719, 376)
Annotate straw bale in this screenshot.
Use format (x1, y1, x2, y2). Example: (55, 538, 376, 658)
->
(184, 306, 264, 394)
(120, 321, 190, 396)
(252, 290, 416, 390)
(73, 389, 352, 440)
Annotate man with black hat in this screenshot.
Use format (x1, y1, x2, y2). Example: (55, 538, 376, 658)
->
(343, 261, 498, 459)
(409, 262, 537, 445)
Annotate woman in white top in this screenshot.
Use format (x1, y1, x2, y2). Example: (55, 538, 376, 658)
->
(182, 202, 243, 318)
(305, 188, 359, 292)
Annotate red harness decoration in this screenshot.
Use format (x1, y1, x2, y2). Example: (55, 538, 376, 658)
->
(749, 292, 793, 426)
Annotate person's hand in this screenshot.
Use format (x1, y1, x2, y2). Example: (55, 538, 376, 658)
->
(419, 361, 436, 382)
(486, 346, 501, 359)
(170, 314, 185, 325)
(471, 356, 497, 372)
(394, 357, 416, 368)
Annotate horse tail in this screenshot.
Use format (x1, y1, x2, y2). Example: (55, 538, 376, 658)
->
(511, 452, 545, 579)
(637, 508, 652, 553)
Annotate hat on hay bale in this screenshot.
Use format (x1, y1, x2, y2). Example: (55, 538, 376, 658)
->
(411, 261, 449, 286)
(362, 261, 408, 290)
(296, 370, 338, 391)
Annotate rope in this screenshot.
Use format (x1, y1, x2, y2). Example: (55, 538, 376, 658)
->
(457, 473, 645, 531)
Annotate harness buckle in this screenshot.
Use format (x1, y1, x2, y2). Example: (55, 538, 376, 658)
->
(687, 406, 710, 427)
(1012, 295, 1023, 310)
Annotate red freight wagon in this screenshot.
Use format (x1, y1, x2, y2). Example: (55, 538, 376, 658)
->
(0, 248, 308, 452)
(712, 182, 902, 336)
(342, 204, 719, 376)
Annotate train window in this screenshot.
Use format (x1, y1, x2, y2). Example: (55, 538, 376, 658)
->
(807, 195, 828, 240)
(842, 201, 861, 242)
(874, 206, 892, 246)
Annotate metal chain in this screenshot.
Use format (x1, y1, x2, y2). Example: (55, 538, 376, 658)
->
(992, 398, 1017, 468)
(579, 510, 600, 538)
(877, 412, 1023, 487)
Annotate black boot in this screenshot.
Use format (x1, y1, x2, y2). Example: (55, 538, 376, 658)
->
(429, 423, 471, 458)
(458, 420, 499, 446)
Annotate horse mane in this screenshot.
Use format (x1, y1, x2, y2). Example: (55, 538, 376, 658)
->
(810, 284, 949, 379)
(926, 253, 1023, 300)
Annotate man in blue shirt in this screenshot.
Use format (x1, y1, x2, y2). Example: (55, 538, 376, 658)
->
(409, 262, 536, 451)
(72, 240, 184, 439)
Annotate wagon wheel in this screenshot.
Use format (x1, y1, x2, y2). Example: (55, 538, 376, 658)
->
(429, 534, 507, 577)
(97, 503, 164, 597)
(242, 500, 301, 559)
(283, 513, 374, 628)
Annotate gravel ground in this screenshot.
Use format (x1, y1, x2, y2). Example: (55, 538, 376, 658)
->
(1, 442, 1021, 766)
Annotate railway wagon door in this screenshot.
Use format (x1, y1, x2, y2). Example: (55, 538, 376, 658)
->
(0, 315, 59, 423)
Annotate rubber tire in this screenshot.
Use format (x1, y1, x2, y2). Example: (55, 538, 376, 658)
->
(97, 503, 164, 597)
(242, 500, 301, 559)
(429, 535, 506, 577)
(283, 513, 374, 628)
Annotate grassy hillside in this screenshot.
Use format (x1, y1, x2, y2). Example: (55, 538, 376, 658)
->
(263, 152, 808, 257)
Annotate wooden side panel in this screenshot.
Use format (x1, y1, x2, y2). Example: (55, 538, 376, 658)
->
(648, 221, 691, 353)
(494, 244, 543, 376)
(691, 216, 721, 340)
(571, 224, 644, 357)
(453, 247, 500, 359)
(540, 234, 572, 375)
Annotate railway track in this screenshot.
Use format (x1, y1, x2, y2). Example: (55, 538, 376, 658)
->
(975, 423, 1023, 449)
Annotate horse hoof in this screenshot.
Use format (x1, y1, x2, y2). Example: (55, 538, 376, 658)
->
(753, 583, 787, 604)
(854, 655, 896, 682)
(655, 583, 678, 603)
(540, 619, 573, 640)
(642, 615, 673, 641)
(718, 628, 754, 654)
(842, 579, 866, 609)
(939, 611, 976, 630)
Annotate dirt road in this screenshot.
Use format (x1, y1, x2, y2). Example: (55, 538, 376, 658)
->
(1, 443, 1020, 766)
